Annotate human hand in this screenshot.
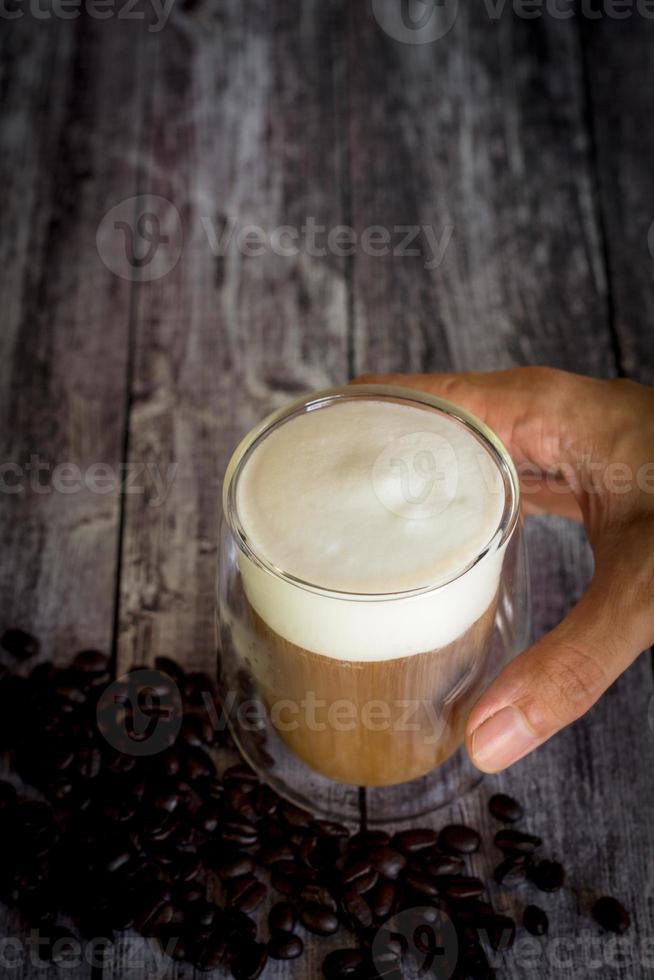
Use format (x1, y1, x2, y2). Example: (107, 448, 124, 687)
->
(353, 367, 654, 772)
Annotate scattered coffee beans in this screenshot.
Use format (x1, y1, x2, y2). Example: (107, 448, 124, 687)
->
(523, 904, 549, 936)
(494, 829, 542, 854)
(529, 859, 565, 893)
(1, 628, 39, 661)
(0, 632, 633, 979)
(489, 793, 524, 823)
(439, 824, 482, 854)
(592, 896, 631, 934)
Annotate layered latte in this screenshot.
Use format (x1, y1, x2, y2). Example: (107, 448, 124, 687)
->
(225, 393, 512, 787)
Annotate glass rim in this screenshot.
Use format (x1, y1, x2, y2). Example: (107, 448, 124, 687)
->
(222, 384, 521, 602)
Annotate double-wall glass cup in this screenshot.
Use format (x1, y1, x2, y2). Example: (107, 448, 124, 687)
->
(217, 386, 529, 824)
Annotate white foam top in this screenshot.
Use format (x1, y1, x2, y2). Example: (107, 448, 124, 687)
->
(233, 398, 509, 661)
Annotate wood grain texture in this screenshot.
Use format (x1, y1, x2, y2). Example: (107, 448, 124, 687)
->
(116, 0, 350, 675)
(1, 4, 653, 980)
(346, 6, 654, 979)
(581, 15, 654, 384)
(0, 13, 145, 979)
(0, 16, 144, 661)
(110, 2, 349, 978)
(347, 5, 613, 377)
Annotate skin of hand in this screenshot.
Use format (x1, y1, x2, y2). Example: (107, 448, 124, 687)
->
(353, 367, 654, 772)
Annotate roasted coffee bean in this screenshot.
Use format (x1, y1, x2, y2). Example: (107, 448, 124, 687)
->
(300, 884, 337, 912)
(176, 853, 203, 883)
(349, 830, 390, 850)
(193, 929, 228, 972)
(367, 845, 406, 879)
(195, 804, 222, 835)
(183, 671, 215, 707)
(180, 713, 214, 749)
(216, 853, 256, 880)
(77, 746, 102, 780)
(340, 859, 373, 887)
(252, 785, 278, 818)
(1, 628, 39, 661)
(494, 829, 542, 854)
(153, 785, 182, 814)
(184, 747, 216, 782)
(300, 903, 339, 935)
(221, 819, 258, 847)
(268, 901, 296, 933)
(424, 853, 465, 877)
(369, 879, 396, 920)
(341, 889, 373, 932)
(0, 780, 16, 811)
(259, 843, 296, 867)
(347, 868, 378, 895)
(223, 762, 259, 784)
(480, 913, 516, 951)
(230, 940, 268, 980)
(440, 875, 485, 900)
(227, 787, 258, 823)
(268, 930, 303, 960)
(229, 878, 267, 914)
(529, 859, 565, 892)
(154, 656, 187, 685)
(393, 828, 439, 853)
(404, 870, 440, 898)
(322, 948, 365, 978)
(72, 650, 109, 674)
(592, 896, 631, 934)
(280, 801, 312, 827)
(310, 819, 349, 839)
(493, 856, 529, 887)
(273, 860, 313, 884)
(136, 898, 175, 937)
(198, 776, 224, 803)
(523, 904, 549, 936)
(188, 898, 219, 931)
(438, 824, 481, 855)
(270, 871, 297, 897)
(488, 793, 523, 823)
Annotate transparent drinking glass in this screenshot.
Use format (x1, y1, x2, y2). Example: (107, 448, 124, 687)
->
(217, 385, 530, 825)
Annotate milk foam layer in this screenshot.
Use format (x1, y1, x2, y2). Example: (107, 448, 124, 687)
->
(234, 398, 508, 661)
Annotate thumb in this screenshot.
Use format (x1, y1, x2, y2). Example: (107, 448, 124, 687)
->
(465, 543, 654, 772)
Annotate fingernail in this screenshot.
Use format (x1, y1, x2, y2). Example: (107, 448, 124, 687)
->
(470, 705, 538, 772)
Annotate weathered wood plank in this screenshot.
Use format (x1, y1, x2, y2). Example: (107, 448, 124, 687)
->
(116, 0, 350, 676)
(0, 13, 145, 980)
(0, 16, 143, 661)
(347, 5, 613, 376)
(581, 15, 654, 384)
(111, 2, 350, 977)
(347, 6, 653, 979)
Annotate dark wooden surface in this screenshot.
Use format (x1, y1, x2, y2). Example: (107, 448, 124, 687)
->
(1, 3, 653, 977)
